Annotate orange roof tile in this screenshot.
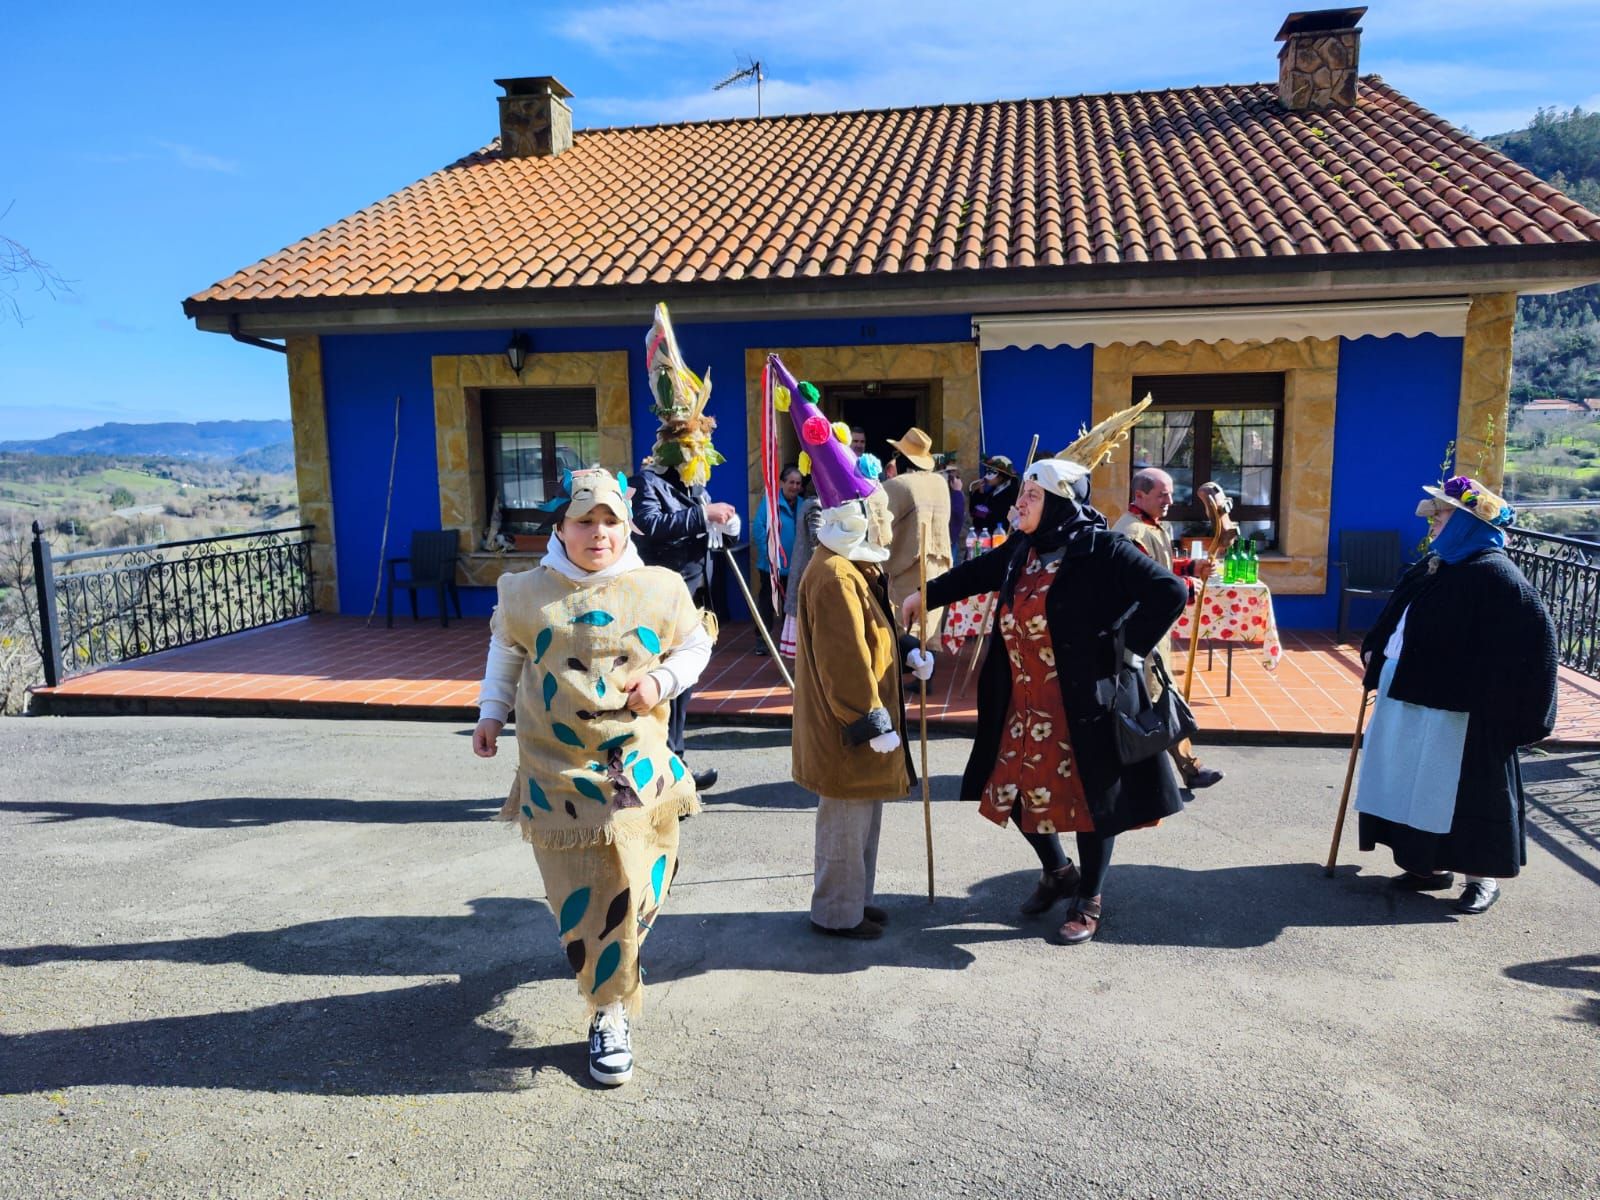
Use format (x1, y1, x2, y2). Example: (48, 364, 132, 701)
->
(185, 78, 1600, 313)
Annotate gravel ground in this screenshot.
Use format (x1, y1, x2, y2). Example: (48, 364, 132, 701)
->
(1, 716, 1596, 1200)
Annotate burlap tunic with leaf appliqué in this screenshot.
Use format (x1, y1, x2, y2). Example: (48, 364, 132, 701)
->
(493, 564, 702, 1012)
(980, 551, 1093, 835)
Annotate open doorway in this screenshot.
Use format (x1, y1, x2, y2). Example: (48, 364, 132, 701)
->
(816, 381, 931, 467)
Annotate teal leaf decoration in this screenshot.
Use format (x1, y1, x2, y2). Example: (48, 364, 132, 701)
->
(650, 853, 668, 902)
(533, 627, 552, 664)
(542, 672, 558, 712)
(573, 776, 607, 803)
(595, 677, 606, 699)
(597, 733, 634, 753)
(551, 723, 583, 748)
(558, 887, 590, 936)
(527, 777, 551, 812)
(572, 611, 615, 627)
(591, 941, 621, 994)
(624, 749, 639, 764)
(669, 755, 685, 783)
(633, 626, 662, 655)
(632, 757, 654, 790)
(520, 804, 534, 819)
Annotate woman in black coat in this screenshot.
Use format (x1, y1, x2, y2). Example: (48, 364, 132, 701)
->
(905, 459, 1187, 943)
(1354, 475, 1558, 915)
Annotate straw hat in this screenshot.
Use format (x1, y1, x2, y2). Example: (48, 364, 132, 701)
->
(886, 426, 936, 470)
(1418, 475, 1515, 528)
(981, 454, 1017, 479)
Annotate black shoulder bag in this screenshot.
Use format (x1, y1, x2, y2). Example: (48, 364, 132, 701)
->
(1107, 604, 1198, 764)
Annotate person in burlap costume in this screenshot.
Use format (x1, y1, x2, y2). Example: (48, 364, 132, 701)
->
(766, 357, 934, 940)
(1111, 466, 1224, 790)
(882, 426, 953, 643)
(474, 468, 714, 1086)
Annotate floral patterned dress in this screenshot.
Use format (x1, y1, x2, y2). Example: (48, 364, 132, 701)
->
(980, 549, 1092, 835)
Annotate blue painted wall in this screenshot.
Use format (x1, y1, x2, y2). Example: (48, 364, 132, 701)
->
(1273, 332, 1464, 629)
(316, 320, 1466, 629)
(978, 345, 1095, 466)
(318, 314, 970, 617)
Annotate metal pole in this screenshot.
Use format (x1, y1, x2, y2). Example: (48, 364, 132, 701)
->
(31, 521, 64, 687)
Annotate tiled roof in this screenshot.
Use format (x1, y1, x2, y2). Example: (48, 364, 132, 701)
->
(186, 77, 1600, 311)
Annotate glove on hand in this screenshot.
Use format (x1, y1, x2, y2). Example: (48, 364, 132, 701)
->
(868, 730, 902, 754)
(907, 648, 935, 681)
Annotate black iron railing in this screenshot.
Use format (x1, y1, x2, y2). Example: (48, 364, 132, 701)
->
(31, 523, 315, 686)
(1506, 528, 1599, 678)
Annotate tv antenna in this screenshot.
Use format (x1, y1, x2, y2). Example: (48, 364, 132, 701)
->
(713, 55, 764, 117)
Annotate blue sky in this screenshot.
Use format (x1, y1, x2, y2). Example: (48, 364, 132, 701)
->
(3, 0, 1597, 442)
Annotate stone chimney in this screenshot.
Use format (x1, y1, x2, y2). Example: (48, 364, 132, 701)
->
(1275, 7, 1365, 111)
(496, 76, 573, 158)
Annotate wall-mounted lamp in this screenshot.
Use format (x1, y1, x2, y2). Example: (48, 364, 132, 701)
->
(505, 331, 531, 375)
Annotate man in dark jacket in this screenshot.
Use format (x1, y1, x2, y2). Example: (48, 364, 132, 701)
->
(631, 463, 736, 791)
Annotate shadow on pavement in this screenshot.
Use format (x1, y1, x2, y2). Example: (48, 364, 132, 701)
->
(0, 795, 503, 828)
(0, 862, 1462, 1096)
(1503, 953, 1600, 1025)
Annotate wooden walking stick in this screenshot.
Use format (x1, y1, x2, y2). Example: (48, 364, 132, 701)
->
(1325, 688, 1374, 876)
(918, 527, 935, 902)
(721, 545, 795, 691)
(1181, 481, 1239, 703)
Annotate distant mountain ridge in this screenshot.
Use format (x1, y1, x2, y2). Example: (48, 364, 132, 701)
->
(1, 419, 293, 460)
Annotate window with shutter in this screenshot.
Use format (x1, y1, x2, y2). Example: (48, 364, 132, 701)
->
(481, 388, 600, 533)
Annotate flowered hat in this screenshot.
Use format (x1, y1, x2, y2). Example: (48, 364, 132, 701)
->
(981, 454, 1016, 479)
(1419, 475, 1514, 528)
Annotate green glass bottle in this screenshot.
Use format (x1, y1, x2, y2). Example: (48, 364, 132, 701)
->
(1245, 538, 1258, 583)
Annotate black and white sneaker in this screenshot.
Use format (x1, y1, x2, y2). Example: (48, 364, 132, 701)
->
(588, 1007, 634, 1086)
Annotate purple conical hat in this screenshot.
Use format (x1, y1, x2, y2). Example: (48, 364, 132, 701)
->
(766, 354, 875, 510)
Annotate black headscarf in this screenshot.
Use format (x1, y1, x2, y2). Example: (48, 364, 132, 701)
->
(1002, 488, 1108, 604)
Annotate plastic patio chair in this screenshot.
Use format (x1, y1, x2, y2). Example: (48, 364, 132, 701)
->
(1334, 529, 1403, 643)
(386, 530, 464, 628)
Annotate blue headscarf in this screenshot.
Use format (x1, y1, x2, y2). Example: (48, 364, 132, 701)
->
(1427, 508, 1505, 564)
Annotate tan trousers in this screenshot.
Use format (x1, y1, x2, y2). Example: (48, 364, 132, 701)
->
(811, 797, 884, 929)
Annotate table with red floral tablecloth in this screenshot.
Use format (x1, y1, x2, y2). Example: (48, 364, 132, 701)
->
(1175, 580, 1281, 670)
(940, 592, 996, 654)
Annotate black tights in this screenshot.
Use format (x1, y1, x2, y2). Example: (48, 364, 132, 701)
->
(1014, 806, 1115, 897)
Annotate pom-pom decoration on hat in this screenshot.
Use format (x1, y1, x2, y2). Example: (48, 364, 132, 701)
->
(832, 421, 851, 445)
(763, 354, 875, 510)
(645, 303, 723, 488)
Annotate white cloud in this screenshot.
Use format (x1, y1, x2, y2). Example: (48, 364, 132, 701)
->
(561, 0, 1599, 132)
(154, 141, 240, 174)
(77, 141, 240, 174)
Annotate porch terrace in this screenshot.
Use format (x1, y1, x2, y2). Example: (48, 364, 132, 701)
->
(28, 614, 1600, 747)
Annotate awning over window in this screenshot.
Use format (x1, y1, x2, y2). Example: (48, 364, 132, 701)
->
(972, 298, 1472, 352)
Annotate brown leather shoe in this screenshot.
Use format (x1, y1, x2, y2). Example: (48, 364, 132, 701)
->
(1056, 895, 1103, 945)
(1019, 862, 1081, 916)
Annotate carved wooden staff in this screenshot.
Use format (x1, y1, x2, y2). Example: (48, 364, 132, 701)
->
(1325, 688, 1374, 876)
(1180, 481, 1239, 703)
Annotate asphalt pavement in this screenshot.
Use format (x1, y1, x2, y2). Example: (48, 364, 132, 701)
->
(1, 716, 1596, 1199)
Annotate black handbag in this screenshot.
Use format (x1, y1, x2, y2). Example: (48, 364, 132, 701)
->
(1107, 607, 1198, 764)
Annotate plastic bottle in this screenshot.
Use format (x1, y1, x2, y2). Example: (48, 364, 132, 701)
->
(965, 528, 978, 559)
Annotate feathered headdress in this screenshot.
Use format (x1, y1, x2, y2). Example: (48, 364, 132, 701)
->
(645, 303, 723, 488)
(1058, 394, 1153, 469)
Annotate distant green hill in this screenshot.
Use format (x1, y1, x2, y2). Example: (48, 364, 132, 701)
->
(1487, 107, 1600, 402)
(0, 419, 292, 460)
(230, 442, 295, 473)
